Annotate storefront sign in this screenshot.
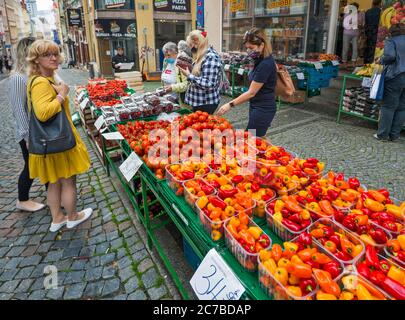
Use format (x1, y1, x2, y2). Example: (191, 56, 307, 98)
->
(153, 0, 190, 13)
(196, 0, 204, 30)
(227, 0, 246, 13)
(95, 19, 137, 38)
(190, 249, 245, 300)
(67, 9, 82, 28)
(105, 0, 127, 8)
(267, 0, 291, 9)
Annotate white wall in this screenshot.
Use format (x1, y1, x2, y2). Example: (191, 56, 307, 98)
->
(205, 0, 222, 52)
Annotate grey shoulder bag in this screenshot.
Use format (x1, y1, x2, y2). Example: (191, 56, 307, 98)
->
(28, 76, 76, 156)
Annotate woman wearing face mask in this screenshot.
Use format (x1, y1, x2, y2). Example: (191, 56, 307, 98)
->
(161, 41, 189, 104)
(217, 28, 276, 137)
(178, 30, 222, 114)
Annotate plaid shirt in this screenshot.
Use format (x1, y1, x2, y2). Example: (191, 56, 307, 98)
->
(185, 46, 222, 107)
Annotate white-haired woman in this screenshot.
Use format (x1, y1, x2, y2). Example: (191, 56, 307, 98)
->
(7, 36, 46, 212)
(26, 40, 92, 232)
(178, 30, 222, 114)
(161, 41, 188, 104)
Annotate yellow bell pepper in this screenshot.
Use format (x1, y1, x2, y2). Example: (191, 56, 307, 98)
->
(259, 250, 273, 262)
(225, 206, 236, 217)
(290, 255, 304, 265)
(352, 244, 364, 257)
(316, 290, 337, 300)
(364, 198, 385, 212)
(287, 286, 302, 298)
(385, 204, 404, 219)
(300, 209, 310, 220)
(211, 230, 222, 241)
(274, 200, 285, 213)
(298, 190, 308, 197)
(283, 242, 299, 258)
(273, 212, 283, 223)
(339, 291, 354, 300)
(277, 258, 291, 268)
(197, 196, 208, 209)
(398, 235, 405, 251)
(387, 266, 405, 284)
(224, 198, 232, 205)
(307, 202, 321, 213)
(360, 234, 377, 246)
(288, 274, 301, 285)
(247, 226, 262, 240)
(317, 162, 325, 172)
(263, 258, 277, 275)
(356, 284, 374, 300)
(274, 267, 288, 286)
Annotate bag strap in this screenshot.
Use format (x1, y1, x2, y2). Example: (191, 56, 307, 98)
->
(27, 75, 40, 113)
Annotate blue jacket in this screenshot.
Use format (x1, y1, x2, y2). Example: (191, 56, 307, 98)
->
(381, 35, 405, 81)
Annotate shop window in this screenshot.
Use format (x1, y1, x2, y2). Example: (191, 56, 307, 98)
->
(95, 0, 135, 10)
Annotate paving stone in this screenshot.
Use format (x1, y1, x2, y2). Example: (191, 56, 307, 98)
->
(6, 246, 25, 257)
(110, 238, 123, 249)
(31, 277, 45, 291)
(46, 287, 65, 300)
(85, 266, 103, 281)
(72, 229, 88, 239)
(37, 242, 53, 253)
(117, 256, 132, 270)
(37, 224, 50, 233)
(71, 259, 87, 271)
(21, 225, 40, 235)
(14, 235, 30, 246)
(88, 234, 106, 245)
(0, 269, 19, 282)
(53, 240, 70, 250)
(132, 249, 149, 262)
(61, 231, 74, 241)
(4, 257, 24, 269)
(62, 247, 82, 259)
(21, 245, 39, 257)
(116, 248, 127, 260)
(127, 290, 147, 300)
(118, 265, 134, 282)
(43, 250, 63, 263)
(96, 242, 110, 255)
(42, 232, 58, 242)
(15, 266, 35, 279)
(0, 247, 10, 258)
(63, 271, 85, 285)
(28, 290, 46, 300)
(129, 241, 145, 254)
(89, 225, 103, 237)
(141, 268, 160, 289)
(137, 258, 154, 274)
(14, 279, 34, 293)
(31, 264, 48, 278)
(64, 283, 86, 300)
(79, 246, 95, 258)
(19, 255, 42, 268)
(28, 234, 44, 245)
(102, 278, 120, 297)
(0, 293, 14, 300)
(14, 292, 29, 300)
(102, 265, 116, 279)
(124, 276, 140, 294)
(100, 253, 116, 266)
(87, 256, 101, 269)
(84, 281, 105, 298)
(126, 235, 140, 247)
(147, 286, 168, 300)
(113, 294, 128, 300)
(119, 221, 132, 232)
(105, 230, 119, 241)
(69, 239, 85, 248)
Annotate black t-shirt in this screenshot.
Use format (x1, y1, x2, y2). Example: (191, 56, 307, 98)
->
(112, 54, 128, 70)
(365, 7, 381, 31)
(248, 55, 277, 108)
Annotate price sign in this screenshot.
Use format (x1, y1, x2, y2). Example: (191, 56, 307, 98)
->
(190, 249, 245, 300)
(102, 132, 124, 140)
(332, 60, 340, 66)
(77, 90, 86, 102)
(224, 64, 230, 71)
(314, 62, 323, 70)
(362, 77, 372, 88)
(80, 97, 89, 111)
(238, 68, 245, 76)
(94, 116, 105, 131)
(296, 73, 305, 80)
(119, 152, 143, 182)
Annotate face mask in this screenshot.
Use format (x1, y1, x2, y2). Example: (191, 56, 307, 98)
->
(191, 47, 198, 54)
(166, 58, 175, 64)
(247, 49, 261, 60)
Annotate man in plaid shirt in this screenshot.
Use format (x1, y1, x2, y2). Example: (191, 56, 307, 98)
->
(179, 30, 222, 114)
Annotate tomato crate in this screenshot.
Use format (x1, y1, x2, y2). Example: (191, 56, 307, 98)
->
(224, 214, 272, 272)
(309, 218, 365, 265)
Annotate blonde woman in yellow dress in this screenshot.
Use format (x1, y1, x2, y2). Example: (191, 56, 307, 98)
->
(26, 40, 92, 232)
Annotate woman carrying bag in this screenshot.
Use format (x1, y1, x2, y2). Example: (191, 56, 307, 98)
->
(27, 40, 92, 232)
(217, 28, 278, 137)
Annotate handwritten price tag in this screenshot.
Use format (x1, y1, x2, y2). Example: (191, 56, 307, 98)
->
(77, 90, 86, 102)
(94, 116, 105, 131)
(190, 249, 245, 300)
(80, 97, 89, 111)
(296, 73, 305, 80)
(224, 64, 230, 71)
(332, 60, 340, 66)
(119, 152, 143, 182)
(238, 68, 245, 76)
(314, 62, 323, 70)
(102, 132, 124, 140)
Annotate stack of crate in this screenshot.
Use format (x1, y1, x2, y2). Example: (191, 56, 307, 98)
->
(115, 71, 145, 93)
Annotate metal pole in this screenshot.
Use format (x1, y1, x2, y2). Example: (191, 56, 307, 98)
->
(303, 0, 311, 59)
(327, 0, 340, 54)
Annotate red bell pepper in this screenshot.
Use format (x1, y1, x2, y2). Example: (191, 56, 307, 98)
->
(382, 221, 398, 233)
(361, 208, 372, 216)
(379, 259, 390, 274)
(305, 260, 320, 269)
(181, 170, 195, 180)
(210, 197, 227, 210)
(329, 234, 341, 247)
(299, 279, 316, 295)
(300, 220, 311, 229)
(289, 213, 302, 224)
(369, 270, 386, 286)
(335, 173, 345, 181)
(296, 195, 307, 204)
(322, 226, 335, 238)
(356, 262, 371, 279)
(297, 231, 312, 246)
(309, 186, 322, 199)
(397, 251, 405, 262)
(231, 175, 244, 184)
(217, 188, 238, 200)
(323, 261, 341, 279)
(365, 245, 381, 270)
(373, 229, 388, 244)
(201, 184, 214, 195)
(258, 234, 270, 248)
(306, 158, 319, 164)
(377, 189, 390, 198)
(281, 208, 290, 218)
(335, 251, 352, 261)
(348, 177, 360, 189)
(380, 276, 405, 300)
(282, 219, 302, 232)
(327, 189, 339, 201)
(262, 194, 272, 201)
(303, 162, 317, 169)
(251, 183, 260, 193)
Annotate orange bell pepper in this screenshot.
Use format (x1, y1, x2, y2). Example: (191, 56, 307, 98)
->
(278, 257, 291, 269)
(353, 214, 368, 226)
(283, 242, 299, 259)
(364, 198, 385, 212)
(229, 216, 240, 228)
(227, 224, 240, 240)
(340, 236, 355, 257)
(368, 190, 386, 203)
(274, 267, 288, 286)
(335, 180, 350, 190)
(285, 199, 302, 213)
(287, 286, 302, 298)
(313, 268, 341, 297)
(311, 252, 332, 264)
(271, 244, 283, 263)
(317, 290, 337, 300)
(259, 249, 273, 262)
(287, 263, 312, 279)
(298, 248, 317, 262)
(318, 200, 335, 216)
(239, 229, 255, 246)
(239, 212, 249, 225)
(340, 191, 356, 202)
(310, 228, 325, 239)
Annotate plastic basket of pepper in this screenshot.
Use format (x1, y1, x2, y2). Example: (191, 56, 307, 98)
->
(384, 234, 405, 268)
(183, 178, 217, 211)
(165, 162, 210, 194)
(224, 213, 271, 272)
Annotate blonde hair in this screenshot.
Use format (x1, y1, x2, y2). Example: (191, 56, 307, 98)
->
(26, 40, 64, 76)
(188, 30, 209, 76)
(13, 37, 36, 74)
(243, 28, 272, 58)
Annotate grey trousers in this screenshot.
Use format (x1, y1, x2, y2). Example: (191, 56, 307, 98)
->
(342, 33, 358, 62)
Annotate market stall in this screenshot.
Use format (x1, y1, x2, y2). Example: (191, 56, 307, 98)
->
(73, 82, 405, 300)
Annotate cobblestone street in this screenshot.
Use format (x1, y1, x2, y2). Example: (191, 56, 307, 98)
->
(0, 68, 404, 300)
(0, 69, 177, 300)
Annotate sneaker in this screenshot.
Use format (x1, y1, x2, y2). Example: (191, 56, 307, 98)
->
(16, 200, 46, 212)
(66, 208, 93, 229)
(49, 219, 67, 232)
(389, 137, 400, 142)
(373, 133, 389, 142)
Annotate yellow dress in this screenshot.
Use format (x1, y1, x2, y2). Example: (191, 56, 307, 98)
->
(28, 76, 91, 184)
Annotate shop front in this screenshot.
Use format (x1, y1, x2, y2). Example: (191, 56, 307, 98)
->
(67, 8, 90, 67)
(94, 18, 138, 77)
(152, 0, 193, 70)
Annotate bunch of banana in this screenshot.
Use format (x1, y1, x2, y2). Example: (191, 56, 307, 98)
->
(380, 7, 396, 28)
(356, 64, 378, 77)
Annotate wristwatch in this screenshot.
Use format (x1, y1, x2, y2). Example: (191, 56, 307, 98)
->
(229, 101, 235, 108)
